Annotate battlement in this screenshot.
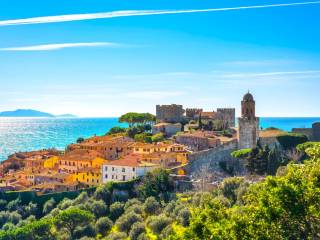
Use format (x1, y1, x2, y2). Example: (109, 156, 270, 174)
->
(185, 108, 203, 118)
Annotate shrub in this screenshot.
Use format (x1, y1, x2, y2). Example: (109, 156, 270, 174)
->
(147, 214, 172, 235)
(95, 216, 113, 236)
(129, 222, 146, 240)
(107, 126, 126, 135)
(151, 133, 165, 143)
(106, 232, 127, 240)
(177, 208, 191, 227)
(93, 185, 111, 203)
(73, 224, 96, 239)
(116, 212, 143, 233)
(276, 133, 308, 150)
(109, 202, 124, 221)
(87, 200, 107, 217)
(43, 198, 56, 215)
(124, 198, 142, 211)
(143, 197, 160, 215)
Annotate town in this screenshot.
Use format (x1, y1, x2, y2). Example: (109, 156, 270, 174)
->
(0, 92, 319, 193)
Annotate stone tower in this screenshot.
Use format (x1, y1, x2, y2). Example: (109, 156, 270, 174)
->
(238, 92, 259, 149)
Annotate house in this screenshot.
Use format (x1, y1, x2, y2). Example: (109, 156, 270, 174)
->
(175, 131, 221, 151)
(67, 135, 134, 160)
(152, 122, 182, 137)
(102, 154, 159, 183)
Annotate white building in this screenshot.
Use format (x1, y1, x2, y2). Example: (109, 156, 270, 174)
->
(102, 154, 159, 183)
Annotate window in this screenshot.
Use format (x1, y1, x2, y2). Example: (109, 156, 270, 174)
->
(122, 168, 125, 172)
(132, 167, 135, 172)
(112, 167, 115, 171)
(105, 174, 108, 178)
(105, 166, 108, 171)
(112, 175, 114, 179)
(122, 175, 126, 181)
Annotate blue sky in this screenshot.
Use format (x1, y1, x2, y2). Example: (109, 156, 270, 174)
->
(0, 0, 319, 117)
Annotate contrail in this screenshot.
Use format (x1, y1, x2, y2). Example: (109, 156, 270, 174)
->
(0, 1, 319, 26)
(0, 42, 118, 51)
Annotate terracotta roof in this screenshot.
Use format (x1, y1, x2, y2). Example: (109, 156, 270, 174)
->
(61, 149, 103, 161)
(105, 154, 159, 167)
(201, 112, 217, 118)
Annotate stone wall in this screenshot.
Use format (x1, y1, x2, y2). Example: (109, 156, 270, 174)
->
(312, 122, 320, 141)
(185, 108, 203, 119)
(156, 104, 185, 123)
(292, 128, 313, 139)
(186, 140, 244, 176)
(217, 108, 236, 127)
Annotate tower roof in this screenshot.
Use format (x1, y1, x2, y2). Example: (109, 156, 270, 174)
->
(243, 92, 254, 101)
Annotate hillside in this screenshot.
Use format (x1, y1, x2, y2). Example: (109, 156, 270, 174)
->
(0, 109, 77, 118)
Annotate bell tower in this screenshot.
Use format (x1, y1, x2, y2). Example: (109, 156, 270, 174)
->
(238, 92, 259, 149)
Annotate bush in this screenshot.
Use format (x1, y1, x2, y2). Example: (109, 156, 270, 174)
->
(43, 198, 56, 215)
(129, 222, 146, 240)
(73, 224, 96, 239)
(87, 200, 107, 217)
(95, 216, 113, 236)
(124, 198, 142, 211)
(151, 133, 165, 143)
(109, 202, 124, 221)
(177, 208, 191, 227)
(276, 133, 308, 150)
(107, 126, 127, 135)
(116, 212, 143, 233)
(143, 197, 160, 215)
(106, 232, 127, 240)
(147, 214, 172, 235)
(93, 185, 111, 203)
(220, 177, 245, 204)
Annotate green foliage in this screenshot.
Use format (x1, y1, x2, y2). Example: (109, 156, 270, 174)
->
(147, 214, 172, 235)
(129, 222, 145, 240)
(116, 212, 143, 233)
(220, 177, 245, 204)
(143, 197, 160, 215)
(276, 133, 308, 150)
(134, 133, 152, 143)
(43, 198, 56, 215)
(138, 169, 174, 201)
(107, 126, 127, 135)
(119, 112, 155, 127)
(231, 148, 252, 158)
(109, 202, 124, 221)
(53, 207, 94, 238)
(106, 231, 127, 240)
(95, 216, 113, 236)
(151, 133, 165, 143)
(77, 137, 85, 143)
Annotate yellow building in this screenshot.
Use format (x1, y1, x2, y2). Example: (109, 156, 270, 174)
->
(131, 142, 186, 155)
(72, 168, 102, 186)
(44, 156, 59, 169)
(57, 149, 106, 174)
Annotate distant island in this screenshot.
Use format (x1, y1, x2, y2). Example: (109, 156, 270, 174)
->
(0, 109, 77, 118)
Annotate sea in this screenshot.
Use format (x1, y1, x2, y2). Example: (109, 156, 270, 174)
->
(0, 117, 319, 162)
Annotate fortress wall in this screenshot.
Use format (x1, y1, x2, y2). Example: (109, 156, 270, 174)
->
(186, 140, 242, 174)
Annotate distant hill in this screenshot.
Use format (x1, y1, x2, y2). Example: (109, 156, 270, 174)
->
(0, 109, 77, 118)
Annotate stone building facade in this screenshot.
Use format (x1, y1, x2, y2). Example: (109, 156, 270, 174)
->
(292, 122, 320, 141)
(185, 108, 236, 127)
(238, 92, 260, 149)
(217, 108, 236, 127)
(156, 104, 185, 123)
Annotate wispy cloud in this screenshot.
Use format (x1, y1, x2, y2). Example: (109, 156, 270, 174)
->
(221, 70, 320, 78)
(0, 42, 118, 51)
(0, 1, 319, 26)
